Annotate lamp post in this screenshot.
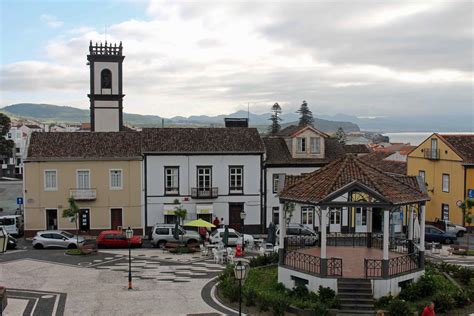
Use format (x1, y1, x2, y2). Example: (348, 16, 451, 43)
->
(234, 259, 249, 316)
(125, 226, 133, 290)
(240, 210, 246, 256)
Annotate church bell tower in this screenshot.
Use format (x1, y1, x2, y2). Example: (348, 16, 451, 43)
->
(87, 41, 125, 132)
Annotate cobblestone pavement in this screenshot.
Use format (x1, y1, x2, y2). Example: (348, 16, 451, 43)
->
(0, 247, 228, 315)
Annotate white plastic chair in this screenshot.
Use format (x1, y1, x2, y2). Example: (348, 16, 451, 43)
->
(200, 244, 209, 256)
(215, 250, 225, 264)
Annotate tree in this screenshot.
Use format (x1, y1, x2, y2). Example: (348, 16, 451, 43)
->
(173, 199, 187, 246)
(0, 113, 14, 157)
(268, 102, 282, 134)
(296, 100, 314, 126)
(335, 127, 347, 145)
(62, 197, 80, 247)
(459, 199, 473, 247)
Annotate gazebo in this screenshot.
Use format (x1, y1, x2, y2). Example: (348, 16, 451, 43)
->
(277, 155, 430, 303)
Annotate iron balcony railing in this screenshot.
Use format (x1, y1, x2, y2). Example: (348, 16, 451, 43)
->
(191, 187, 218, 199)
(283, 250, 321, 275)
(70, 188, 97, 200)
(424, 148, 440, 160)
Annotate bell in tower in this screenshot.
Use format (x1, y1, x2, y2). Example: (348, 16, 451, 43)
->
(87, 41, 125, 132)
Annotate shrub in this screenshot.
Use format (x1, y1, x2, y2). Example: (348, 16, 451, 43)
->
(249, 252, 279, 267)
(269, 293, 290, 316)
(318, 286, 336, 301)
(256, 292, 271, 312)
(456, 267, 473, 285)
(452, 289, 470, 308)
(388, 299, 413, 316)
(433, 291, 456, 312)
(243, 287, 256, 307)
(375, 294, 393, 309)
(311, 301, 329, 316)
(218, 276, 240, 302)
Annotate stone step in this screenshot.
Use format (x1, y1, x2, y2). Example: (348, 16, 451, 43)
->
(339, 297, 375, 304)
(337, 311, 375, 316)
(338, 292, 374, 299)
(339, 303, 375, 311)
(337, 285, 373, 293)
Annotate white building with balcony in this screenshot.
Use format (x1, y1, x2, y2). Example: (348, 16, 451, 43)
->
(142, 126, 265, 234)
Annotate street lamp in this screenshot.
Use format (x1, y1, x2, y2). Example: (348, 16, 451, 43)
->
(125, 226, 133, 290)
(234, 259, 249, 316)
(240, 210, 246, 256)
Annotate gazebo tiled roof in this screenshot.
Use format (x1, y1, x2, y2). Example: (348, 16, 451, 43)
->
(280, 155, 429, 205)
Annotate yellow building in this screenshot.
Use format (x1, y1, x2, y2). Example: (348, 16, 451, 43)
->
(407, 133, 474, 227)
(24, 132, 143, 237)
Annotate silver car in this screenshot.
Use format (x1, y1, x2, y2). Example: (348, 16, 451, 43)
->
(151, 224, 200, 248)
(33, 230, 85, 249)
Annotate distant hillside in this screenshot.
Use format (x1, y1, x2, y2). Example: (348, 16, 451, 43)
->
(1, 103, 360, 133)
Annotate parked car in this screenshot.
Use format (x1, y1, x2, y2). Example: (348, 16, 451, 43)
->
(275, 224, 319, 246)
(433, 219, 467, 237)
(150, 224, 200, 248)
(209, 228, 254, 246)
(96, 230, 142, 248)
(425, 225, 457, 244)
(0, 215, 24, 237)
(32, 230, 85, 249)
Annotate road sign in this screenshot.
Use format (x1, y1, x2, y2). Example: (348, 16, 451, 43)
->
(468, 189, 474, 199)
(16, 197, 23, 205)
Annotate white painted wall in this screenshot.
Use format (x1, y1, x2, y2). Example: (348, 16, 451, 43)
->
(372, 270, 424, 298)
(278, 266, 338, 293)
(146, 154, 262, 226)
(265, 166, 319, 226)
(94, 109, 119, 132)
(94, 62, 119, 94)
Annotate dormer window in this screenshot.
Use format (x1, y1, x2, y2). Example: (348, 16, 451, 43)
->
(310, 137, 321, 154)
(297, 137, 306, 153)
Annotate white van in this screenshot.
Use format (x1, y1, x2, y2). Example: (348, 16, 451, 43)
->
(0, 215, 24, 236)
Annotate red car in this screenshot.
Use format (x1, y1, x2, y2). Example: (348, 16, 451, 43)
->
(96, 230, 142, 248)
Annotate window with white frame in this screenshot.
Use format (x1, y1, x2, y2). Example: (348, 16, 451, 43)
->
(310, 137, 321, 154)
(272, 173, 284, 194)
(442, 174, 450, 192)
(301, 206, 314, 225)
(419, 170, 425, 182)
(165, 167, 179, 195)
(330, 208, 341, 224)
(272, 207, 280, 225)
(297, 137, 306, 153)
(229, 166, 243, 194)
(109, 169, 122, 190)
(44, 170, 57, 191)
(77, 170, 90, 189)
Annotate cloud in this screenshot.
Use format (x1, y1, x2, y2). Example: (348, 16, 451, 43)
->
(40, 14, 63, 28)
(2, 1, 472, 119)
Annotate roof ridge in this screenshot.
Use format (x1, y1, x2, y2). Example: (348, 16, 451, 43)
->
(351, 157, 382, 195)
(327, 155, 351, 194)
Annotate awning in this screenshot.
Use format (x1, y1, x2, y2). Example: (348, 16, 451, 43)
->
(196, 204, 213, 214)
(164, 204, 177, 215)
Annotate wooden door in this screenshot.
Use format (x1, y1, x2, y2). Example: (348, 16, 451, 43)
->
(228, 204, 244, 231)
(110, 208, 123, 230)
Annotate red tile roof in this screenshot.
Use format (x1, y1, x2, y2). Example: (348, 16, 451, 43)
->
(141, 127, 264, 153)
(27, 132, 141, 161)
(359, 152, 407, 175)
(344, 144, 371, 154)
(438, 134, 474, 163)
(280, 155, 428, 205)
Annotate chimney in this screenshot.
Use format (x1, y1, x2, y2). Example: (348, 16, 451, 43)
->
(224, 118, 249, 128)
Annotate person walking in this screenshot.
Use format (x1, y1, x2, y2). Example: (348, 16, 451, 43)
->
(220, 217, 225, 228)
(421, 302, 435, 316)
(212, 216, 220, 231)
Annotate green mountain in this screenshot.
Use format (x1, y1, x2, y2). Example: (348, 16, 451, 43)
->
(1, 103, 360, 132)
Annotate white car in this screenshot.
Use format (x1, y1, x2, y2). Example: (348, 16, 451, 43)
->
(32, 230, 85, 249)
(445, 221, 467, 237)
(210, 228, 254, 247)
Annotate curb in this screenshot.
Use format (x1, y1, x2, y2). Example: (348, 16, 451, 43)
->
(201, 277, 241, 316)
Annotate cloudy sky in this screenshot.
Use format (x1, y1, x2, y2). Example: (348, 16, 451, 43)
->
(0, 0, 472, 118)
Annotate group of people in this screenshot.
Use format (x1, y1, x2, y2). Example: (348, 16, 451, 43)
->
(198, 216, 225, 241)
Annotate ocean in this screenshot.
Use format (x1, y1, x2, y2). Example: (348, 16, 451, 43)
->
(383, 132, 474, 146)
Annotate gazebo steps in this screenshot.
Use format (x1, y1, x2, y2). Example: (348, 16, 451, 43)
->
(337, 311, 375, 316)
(337, 278, 374, 314)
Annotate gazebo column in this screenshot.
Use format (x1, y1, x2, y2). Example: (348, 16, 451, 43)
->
(320, 207, 328, 277)
(382, 208, 390, 278)
(419, 203, 426, 269)
(278, 202, 287, 266)
(408, 205, 414, 253)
